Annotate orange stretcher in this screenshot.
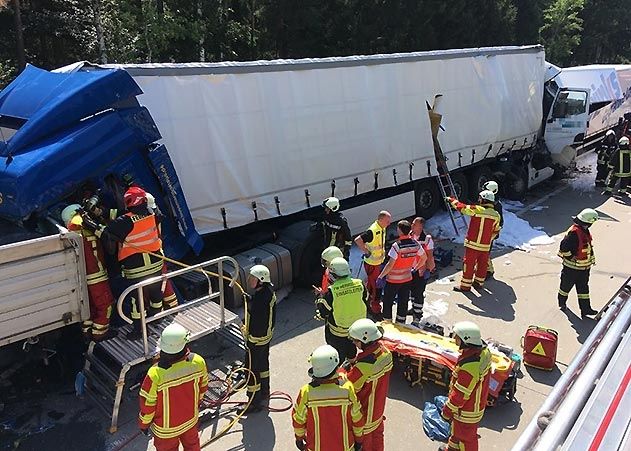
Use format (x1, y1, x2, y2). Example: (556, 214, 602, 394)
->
(379, 321, 517, 405)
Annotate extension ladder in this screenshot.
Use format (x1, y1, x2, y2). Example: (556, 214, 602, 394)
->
(432, 135, 468, 235)
(82, 256, 243, 433)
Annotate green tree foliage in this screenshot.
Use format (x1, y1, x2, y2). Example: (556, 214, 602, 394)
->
(0, 0, 630, 87)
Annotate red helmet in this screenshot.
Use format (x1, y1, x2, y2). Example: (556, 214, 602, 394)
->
(124, 186, 147, 207)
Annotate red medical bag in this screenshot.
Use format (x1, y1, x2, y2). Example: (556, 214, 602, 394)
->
(521, 326, 558, 371)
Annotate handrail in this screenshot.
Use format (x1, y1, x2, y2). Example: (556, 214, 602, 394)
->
(115, 256, 240, 356)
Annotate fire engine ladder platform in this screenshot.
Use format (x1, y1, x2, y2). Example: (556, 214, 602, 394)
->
(82, 256, 243, 433)
(512, 277, 631, 451)
(432, 136, 468, 235)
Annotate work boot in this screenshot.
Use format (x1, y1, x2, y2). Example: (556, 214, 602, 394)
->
(93, 329, 118, 342)
(126, 322, 143, 341)
(370, 311, 384, 322)
(485, 272, 494, 281)
(581, 308, 598, 319)
(601, 190, 612, 196)
(453, 286, 470, 293)
(558, 302, 567, 312)
(472, 281, 483, 289)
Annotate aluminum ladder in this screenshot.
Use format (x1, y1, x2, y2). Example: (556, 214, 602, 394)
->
(82, 256, 243, 433)
(432, 136, 468, 235)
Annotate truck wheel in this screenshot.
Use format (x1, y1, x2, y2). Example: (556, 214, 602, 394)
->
(467, 166, 493, 197)
(504, 168, 528, 200)
(450, 172, 469, 201)
(414, 180, 440, 218)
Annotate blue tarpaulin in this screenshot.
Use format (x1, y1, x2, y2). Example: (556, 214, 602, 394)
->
(423, 395, 451, 442)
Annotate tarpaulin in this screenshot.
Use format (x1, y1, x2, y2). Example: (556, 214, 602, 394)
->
(423, 396, 450, 442)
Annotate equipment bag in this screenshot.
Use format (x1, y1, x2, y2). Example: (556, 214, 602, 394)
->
(521, 325, 558, 371)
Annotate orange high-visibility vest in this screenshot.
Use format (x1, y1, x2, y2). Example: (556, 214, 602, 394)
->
(386, 238, 420, 284)
(118, 213, 162, 261)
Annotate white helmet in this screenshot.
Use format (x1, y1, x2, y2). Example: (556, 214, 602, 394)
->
(323, 197, 340, 212)
(620, 136, 630, 147)
(308, 345, 340, 378)
(483, 180, 499, 195)
(576, 208, 598, 224)
(453, 321, 482, 346)
(146, 192, 157, 210)
(249, 265, 271, 284)
(321, 246, 343, 266)
(160, 323, 190, 354)
(479, 190, 495, 203)
(606, 129, 616, 137)
(61, 204, 81, 226)
(348, 318, 383, 344)
(329, 257, 351, 278)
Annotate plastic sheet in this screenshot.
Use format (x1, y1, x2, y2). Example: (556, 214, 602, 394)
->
(423, 395, 450, 442)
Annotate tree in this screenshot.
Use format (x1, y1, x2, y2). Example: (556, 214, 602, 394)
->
(540, 0, 585, 65)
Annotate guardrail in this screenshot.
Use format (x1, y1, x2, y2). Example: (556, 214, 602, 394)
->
(115, 256, 240, 356)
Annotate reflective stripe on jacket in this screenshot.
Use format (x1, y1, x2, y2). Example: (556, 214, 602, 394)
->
(450, 199, 500, 251)
(558, 224, 595, 270)
(292, 377, 365, 451)
(138, 352, 208, 438)
(346, 342, 393, 433)
(386, 238, 420, 284)
(445, 346, 492, 424)
(118, 213, 162, 261)
(364, 221, 386, 266)
(608, 148, 631, 177)
(327, 278, 366, 337)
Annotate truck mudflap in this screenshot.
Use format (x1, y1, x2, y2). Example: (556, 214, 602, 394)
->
(146, 143, 203, 254)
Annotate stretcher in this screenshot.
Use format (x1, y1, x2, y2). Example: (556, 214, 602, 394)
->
(379, 321, 517, 406)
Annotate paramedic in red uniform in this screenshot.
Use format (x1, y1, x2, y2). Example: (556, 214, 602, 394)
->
(139, 324, 208, 451)
(61, 204, 116, 341)
(377, 220, 426, 324)
(447, 190, 500, 292)
(441, 321, 492, 451)
(346, 318, 393, 451)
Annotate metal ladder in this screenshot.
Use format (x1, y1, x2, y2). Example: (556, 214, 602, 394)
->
(82, 256, 243, 433)
(432, 136, 468, 235)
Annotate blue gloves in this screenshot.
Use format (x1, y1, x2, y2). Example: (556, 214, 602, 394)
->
(376, 277, 386, 289)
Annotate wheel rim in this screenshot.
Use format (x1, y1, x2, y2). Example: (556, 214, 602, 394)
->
(419, 190, 433, 209)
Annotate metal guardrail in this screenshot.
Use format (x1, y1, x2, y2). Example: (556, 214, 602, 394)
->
(115, 256, 240, 357)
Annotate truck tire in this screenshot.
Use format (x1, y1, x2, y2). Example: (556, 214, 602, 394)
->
(467, 166, 493, 197)
(450, 172, 469, 201)
(414, 180, 440, 218)
(504, 168, 528, 200)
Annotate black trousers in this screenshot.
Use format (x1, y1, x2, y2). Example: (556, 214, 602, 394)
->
(605, 174, 629, 193)
(595, 162, 609, 184)
(558, 267, 592, 313)
(410, 272, 427, 322)
(246, 341, 270, 405)
(382, 281, 411, 324)
(325, 327, 357, 361)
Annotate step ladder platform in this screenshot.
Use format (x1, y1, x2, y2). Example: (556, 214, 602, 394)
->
(97, 301, 240, 367)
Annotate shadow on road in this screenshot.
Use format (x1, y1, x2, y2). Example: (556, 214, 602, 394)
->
(455, 279, 517, 321)
(563, 309, 597, 344)
(482, 400, 523, 432)
(524, 364, 562, 387)
(228, 412, 276, 451)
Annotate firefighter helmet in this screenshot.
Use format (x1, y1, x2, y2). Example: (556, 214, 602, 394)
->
(620, 136, 630, 147)
(479, 190, 495, 203)
(146, 192, 157, 210)
(323, 197, 340, 212)
(321, 246, 343, 266)
(348, 318, 383, 344)
(160, 323, 190, 354)
(61, 204, 81, 226)
(249, 265, 271, 284)
(124, 186, 147, 207)
(308, 345, 340, 378)
(453, 321, 482, 346)
(483, 180, 499, 194)
(606, 129, 616, 137)
(576, 208, 599, 224)
(329, 257, 351, 278)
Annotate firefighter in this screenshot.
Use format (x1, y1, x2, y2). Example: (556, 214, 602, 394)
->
(410, 217, 436, 325)
(377, 220, 426, 324)
(316, 258, 367, 361)
(441, 321, 491, 451)
(355, 211, 392, 319)
(138, 324, 208, 451)
(603, 136, 631, 196)
(345, 318, 393, 451)
(292, 345, 364, 451)
(482, 180, 503, 279)
(595, 130, 617, 187)
(84, 186, 167, 340)
(557, 208, 599, 319)
(322, 197, 353, 260)
(447, 191, 501, 292)
(61, 205, 115, 341)
(314, 245, 344, 297)
(241, 265, 277, 414)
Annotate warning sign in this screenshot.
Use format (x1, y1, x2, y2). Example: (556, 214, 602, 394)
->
(531, 342, 547, 356)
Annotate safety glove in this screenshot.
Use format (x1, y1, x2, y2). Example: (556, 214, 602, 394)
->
(376, 277, 386, 289)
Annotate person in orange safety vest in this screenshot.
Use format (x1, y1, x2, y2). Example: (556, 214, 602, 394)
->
(292, 345, 365, 451)
(447, 190, 500, 292)
(139, 324, 208, 451)
(377, 220, 426, 324)
(61, 204, 116, 342)
(440, 321, 491, 451)
(345, 318, 393, 451)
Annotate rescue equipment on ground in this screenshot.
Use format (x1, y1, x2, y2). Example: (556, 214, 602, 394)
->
(521, 325, 558, 371)
(422, 395, 450, 442)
